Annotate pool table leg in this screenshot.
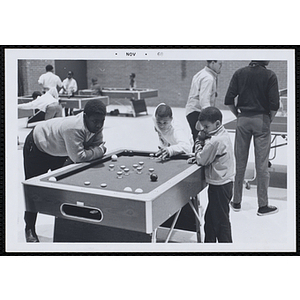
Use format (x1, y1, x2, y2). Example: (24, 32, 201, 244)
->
(164, 209, 181, 243)
(189, 197, 202, 243)
(130, 99, 148, 117)
(151, 228, 158, 243)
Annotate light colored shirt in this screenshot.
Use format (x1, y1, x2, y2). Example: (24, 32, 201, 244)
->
(60, 78, 78, 94)
(185, 66, 218, 116)
(153, 105, 193, 156)
(18, 89, 58, 112)
(195, 125, 235, 185)
(38, 72, 62, 91)
(33, 112, 104, 163)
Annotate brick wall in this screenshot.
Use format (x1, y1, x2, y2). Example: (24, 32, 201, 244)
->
(87, 60, 287, 109)
(18, 59, 55, 96)
(19, 59, 287, 110)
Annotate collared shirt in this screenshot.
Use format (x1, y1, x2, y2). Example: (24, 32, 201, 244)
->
(224, 64, 280, 113)
(186, 66, 218, 116)
(33, 112, 104, 163)
(61, 78, 78, 94)
(18, 91, 58, 112)
(38, 72, 63, 91)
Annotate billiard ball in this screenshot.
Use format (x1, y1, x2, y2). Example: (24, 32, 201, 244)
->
(111, 154, 118, 161)
(84, 181, 91, 185)
(124, 187, 132, 192)
(149, 168, 154, 174)
(150, 173, 158, 182)
(135, 188, 143, 193)
(48, 176, 57, 182)
(128, 150, 134, 156)
(100, 183, 107, 188)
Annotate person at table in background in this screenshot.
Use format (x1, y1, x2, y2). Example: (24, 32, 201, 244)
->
(185, 60, 222, 143)
(129, 73, 136, 90)
(38, 64, 63, 93)
(23, 99, 107, 242)
(90, 77, 102, 95)
(18, 87, 62, 120)
(59, 71, 78, 116)
(189, 106, 234, 243)
(153, 103, 192, 160)
(224, 60, 280, 216)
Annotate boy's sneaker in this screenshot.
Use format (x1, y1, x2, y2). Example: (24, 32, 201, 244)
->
(257, 205, 278, 216)
(230, 201, 241, 212)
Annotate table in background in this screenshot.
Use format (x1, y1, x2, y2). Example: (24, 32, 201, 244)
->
(23, 150, 206, 243)
(79, 88, 158, 117)
(224, 115, 287, 189)
(58, 94, 109, 109)
(224, 116, 287, 154)
(18, 94, 109, 125)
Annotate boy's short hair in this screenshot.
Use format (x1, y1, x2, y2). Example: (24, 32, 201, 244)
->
(155, 103, 172, 118)
(46, 65, 53, 72)
(199, 106, 223, 124)
(206, 60, 218, 64)
(84, 99, 106, 117)
(32, 91, 42, 100)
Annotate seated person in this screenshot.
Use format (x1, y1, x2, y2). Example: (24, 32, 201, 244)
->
(90, 78, 102, 95)
(153, 103, 192, 160)
(18, 88, 62, 120)
(23, 99, 107, 243)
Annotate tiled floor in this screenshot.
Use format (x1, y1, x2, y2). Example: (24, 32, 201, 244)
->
(13, 105, 293, 252)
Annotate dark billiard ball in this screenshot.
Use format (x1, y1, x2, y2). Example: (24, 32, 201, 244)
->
(150, 173, 158, 182)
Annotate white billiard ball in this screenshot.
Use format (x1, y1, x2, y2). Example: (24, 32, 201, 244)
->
(111, 154, 118, 161)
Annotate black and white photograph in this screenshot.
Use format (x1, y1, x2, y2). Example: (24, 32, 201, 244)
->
(5, 47, 296, 253)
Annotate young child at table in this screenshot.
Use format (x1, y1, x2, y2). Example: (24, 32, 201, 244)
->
(23, 99, 107, 243)
(190, 106, 235, 243)
(153, 103, 192, 160)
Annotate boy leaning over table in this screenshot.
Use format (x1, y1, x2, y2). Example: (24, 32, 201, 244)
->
(23, 99, 107, 242)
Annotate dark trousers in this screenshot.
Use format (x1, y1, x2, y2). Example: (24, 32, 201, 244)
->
(64, 107, 74, 116)
(204, 182, 233, 243)
(23, 130, 67, 230)
(186, 111, 201, 142)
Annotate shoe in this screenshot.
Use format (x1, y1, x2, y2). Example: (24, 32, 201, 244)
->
(230, 201, 241, 212)
(25, 228, 39, 243)
(257, 205, 278, 216)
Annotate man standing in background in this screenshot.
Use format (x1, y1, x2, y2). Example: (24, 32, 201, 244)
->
(38, 64, 63, 93)
(224, 60, 280, 216)
(185, 60, 222, 142)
